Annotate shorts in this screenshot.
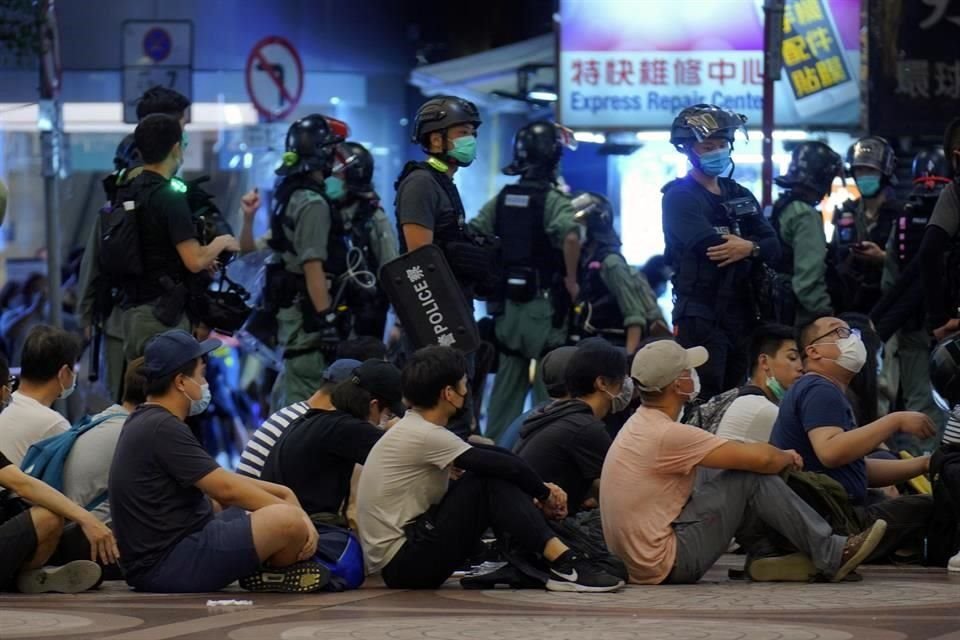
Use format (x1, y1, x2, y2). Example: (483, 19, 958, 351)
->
(131, 508, 260, 593)
(0, 509, 39, 592)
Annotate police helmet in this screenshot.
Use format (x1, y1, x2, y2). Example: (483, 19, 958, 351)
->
(846, 136, 896, 180)
(670, 104, 748, 151)
(335, 142, 375, 192)
(931, 334, 960, 410)
(502, 120, 577, 176)
(912, 147, 951, 192)
(411, 95, 482, 147)
(571, 191, 615, 228)
(775, 141, 843, 198)
(113, 134, 142, 172)
(277, 114, 350, 176)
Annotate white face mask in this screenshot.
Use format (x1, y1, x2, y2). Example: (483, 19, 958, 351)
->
(825, 334, 868, 374)
(58, 368, 77, 400)
(183, 377, 212, 416)
(605, 377, 634, 414)
(678, 369, 701, 403)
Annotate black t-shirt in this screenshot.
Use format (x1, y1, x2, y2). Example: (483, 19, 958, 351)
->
(123, 170, 197, 304)
(260, 409, 383, 516)
(108, 405, 219, 581)
(515, 400, 612, 512)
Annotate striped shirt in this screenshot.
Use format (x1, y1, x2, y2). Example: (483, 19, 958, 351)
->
(237, 402, 310, 477)
(944, 407, 960, 446)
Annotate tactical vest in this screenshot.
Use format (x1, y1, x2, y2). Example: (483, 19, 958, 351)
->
(579, 244, 625, 341)
(493, 183, 560, 286)
(269, 173, 349, 278)
(346, 198, 383, 273)
(395, 161, 467, 254)
(894, 190, 938, 269)
(769, 191, 809, 276)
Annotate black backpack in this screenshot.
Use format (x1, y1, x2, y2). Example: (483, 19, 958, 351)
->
(98, 182, 165, 279)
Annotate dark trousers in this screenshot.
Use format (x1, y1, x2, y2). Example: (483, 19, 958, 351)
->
(856, 494, 934, 562)
(676, 316, 749, 400)
(381, 474, 555, 589)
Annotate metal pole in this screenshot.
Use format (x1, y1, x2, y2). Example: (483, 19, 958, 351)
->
(762, 0, 786, 209)
(40, 101, 64, 329)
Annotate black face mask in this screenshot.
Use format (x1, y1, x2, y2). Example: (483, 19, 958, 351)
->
(448, 387, 469, 423)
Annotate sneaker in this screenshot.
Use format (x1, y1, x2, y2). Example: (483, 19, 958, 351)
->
(948, 551, 960, 573)
(17, 560, 102, 594)
(746, 553, 816, 582)
(831, 519, 887, 583)
(545, 551, 624, 593)
(239, 561, 331, 593)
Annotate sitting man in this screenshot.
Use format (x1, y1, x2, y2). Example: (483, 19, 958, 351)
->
(771, 316, 938, 561)
(516, 341, 626, 514)
(260, 359, 404, 523)
(109, 330, 324, 593)
(0, 325, 81, 464)
(356, 345, 624, 592)
(237, 358, 361, 479)
(497, 346, 576, 451)
(716, 323, 804, 443)
(601, 339, 886, 584)
(61, 358, 147, 524)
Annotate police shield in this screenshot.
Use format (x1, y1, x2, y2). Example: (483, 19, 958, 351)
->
(379, 245, 480, 353)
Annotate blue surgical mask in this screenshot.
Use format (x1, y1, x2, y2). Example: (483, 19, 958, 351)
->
(58, 368, 77, 401)
(324, 176, 346, 201)
(184, 377, 212, 416)
(856, 175, 881, 198)
(695, 148, 732, 177)
(181, 130, 190, 150)
(448, 135, 477, 166)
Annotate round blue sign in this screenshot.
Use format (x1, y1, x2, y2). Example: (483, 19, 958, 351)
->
(143, 28, 172, 63)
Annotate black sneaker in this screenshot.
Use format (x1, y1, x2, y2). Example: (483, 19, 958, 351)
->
(239, 561, 331, 593)
(545, 551, 624, 593)
(17, 560, 102, 594)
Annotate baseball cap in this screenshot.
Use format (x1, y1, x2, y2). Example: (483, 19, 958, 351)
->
(631, 340, 708, 392)
(541, 346, 577, 397)
(351, 359, 405, 417)
(322, 358, 362, 384)
(143, 330, 222, 380)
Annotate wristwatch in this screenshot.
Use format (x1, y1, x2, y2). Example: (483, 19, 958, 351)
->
(751, 242, 760, 258)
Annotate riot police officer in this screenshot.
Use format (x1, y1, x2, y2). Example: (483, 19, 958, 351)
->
(770, 141, 843, 326)
(662, 104, 780, 400)
(571, 192, 668, 352)
(325, 141, 398, 340)
(266, 114, 353, 407)
(829, 136, 901, 314)
(468, 120, 580, 440)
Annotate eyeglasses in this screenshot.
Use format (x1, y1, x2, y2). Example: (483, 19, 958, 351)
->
(808, 326, 861, 346)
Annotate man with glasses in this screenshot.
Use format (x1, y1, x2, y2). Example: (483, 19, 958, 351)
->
(771, 316, 940, 561)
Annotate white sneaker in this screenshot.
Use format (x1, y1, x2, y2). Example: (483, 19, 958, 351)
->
(948, 551, 960, 573)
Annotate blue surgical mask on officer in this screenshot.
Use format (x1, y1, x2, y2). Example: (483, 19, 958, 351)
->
(695, 147, 732, 177)
(324, 176, 346, 201)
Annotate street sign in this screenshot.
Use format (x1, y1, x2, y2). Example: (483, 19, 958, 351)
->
(245, 36, 304, 121)
(122, 21, 193, 123)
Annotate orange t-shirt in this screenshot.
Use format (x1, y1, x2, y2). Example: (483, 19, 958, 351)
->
(600, 406, 727, 584)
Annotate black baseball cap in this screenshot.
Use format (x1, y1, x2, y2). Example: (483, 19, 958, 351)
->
(351, 359, 404, 417)
(143, 330, 221, 380)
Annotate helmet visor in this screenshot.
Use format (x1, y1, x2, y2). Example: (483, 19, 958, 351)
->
(332, 145, 361, 174)
(571, 192, 598, 222)
(323, 116, 351, 142)
(556, 124, 578, 151)
(683, 110, 748, 143)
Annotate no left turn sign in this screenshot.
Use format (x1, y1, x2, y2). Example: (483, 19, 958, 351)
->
(245, 36, 304, 121)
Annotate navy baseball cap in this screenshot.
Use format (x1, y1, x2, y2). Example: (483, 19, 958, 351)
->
(143, 330, 222, 380)
(322, 358, 362, 384)
(351, 359, 405, 418)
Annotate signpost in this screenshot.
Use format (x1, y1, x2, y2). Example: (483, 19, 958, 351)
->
(38, 0, 62, 329)
(122, 21, 193, 124)
(245, 36, 304, 122)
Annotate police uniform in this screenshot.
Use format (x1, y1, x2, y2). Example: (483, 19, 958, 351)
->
(470, 179, 577, 439)
(772, 198, 833, 327)
(339, 198, 398, 339)
(578, 247, 662, 345)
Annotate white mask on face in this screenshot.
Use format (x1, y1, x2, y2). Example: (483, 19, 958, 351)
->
(825, 334, 868, 374)
(58, 368, 77, 400)
(678, 368, 701, 403)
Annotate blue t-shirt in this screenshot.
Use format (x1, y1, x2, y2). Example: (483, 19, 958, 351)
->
(770, 374, 867, 502)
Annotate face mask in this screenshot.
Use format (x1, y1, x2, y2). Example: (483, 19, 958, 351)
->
(448, 135, 477, 166)
(605, 377, 634, 414)
(694, 147, 731, 177)
(181, 130, 190, 151)
(825, 334, 868, 374)
(678, 369, 701, 403)
(58, 368, 77, 400)
(447, 387, 468, 423)
(324, 176, 346, 201)
(183, 377, 212, 416)
(766, 376, 786, 401)
(856, 175, 881, 198)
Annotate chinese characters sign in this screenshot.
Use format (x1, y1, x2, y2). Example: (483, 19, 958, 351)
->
(558, 0, 860, 129)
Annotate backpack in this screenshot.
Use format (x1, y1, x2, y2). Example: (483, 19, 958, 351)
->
(20, 412, 126, 511)
(783, 470, 863, 537)
(684, 385, 767, 434)
(98, 182, 166, 279)
(311, 522, 365, 591)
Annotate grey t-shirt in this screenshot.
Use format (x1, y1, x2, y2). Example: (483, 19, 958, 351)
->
(62, 405, 129, 523)
(929, 182, 960, 238)
(395, 170, 450, 235)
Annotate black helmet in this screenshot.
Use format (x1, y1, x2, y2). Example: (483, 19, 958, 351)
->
(503, 120, 577, 177)
(336, 141, 374, 192)
(775, 141, 843, 197)
(846, 136, 896, 179)
(276, 114, 350, 176)
(571, 191, 614, 228)
(912, 147, 951, 193)
(670, 104, 748, 151)
(113, 134, 142, 172)
(411, 95, 482, 146)
(931, 335, 960, 410)
(944, 117, 960, 180)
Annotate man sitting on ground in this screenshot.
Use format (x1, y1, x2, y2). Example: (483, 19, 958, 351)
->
(237, 358, 361, 479)
(716, 324, 804, 443)
(109, 330, 324, 594)
(771, 316, 939, 561)
(260, 359, 403, 524)
(0, 325, 81, 464)
(356, 345, 624, 592)
(601, 339, 886, 584)
(516, 341, 626, 514)
(497, 347, 576, 451)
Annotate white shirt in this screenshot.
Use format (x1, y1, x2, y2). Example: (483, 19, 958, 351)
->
(356, 410, 471, 575)
(715, 394, 780, 444)
(0, 391, 69, 465)
(62, 405, 129, 523)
